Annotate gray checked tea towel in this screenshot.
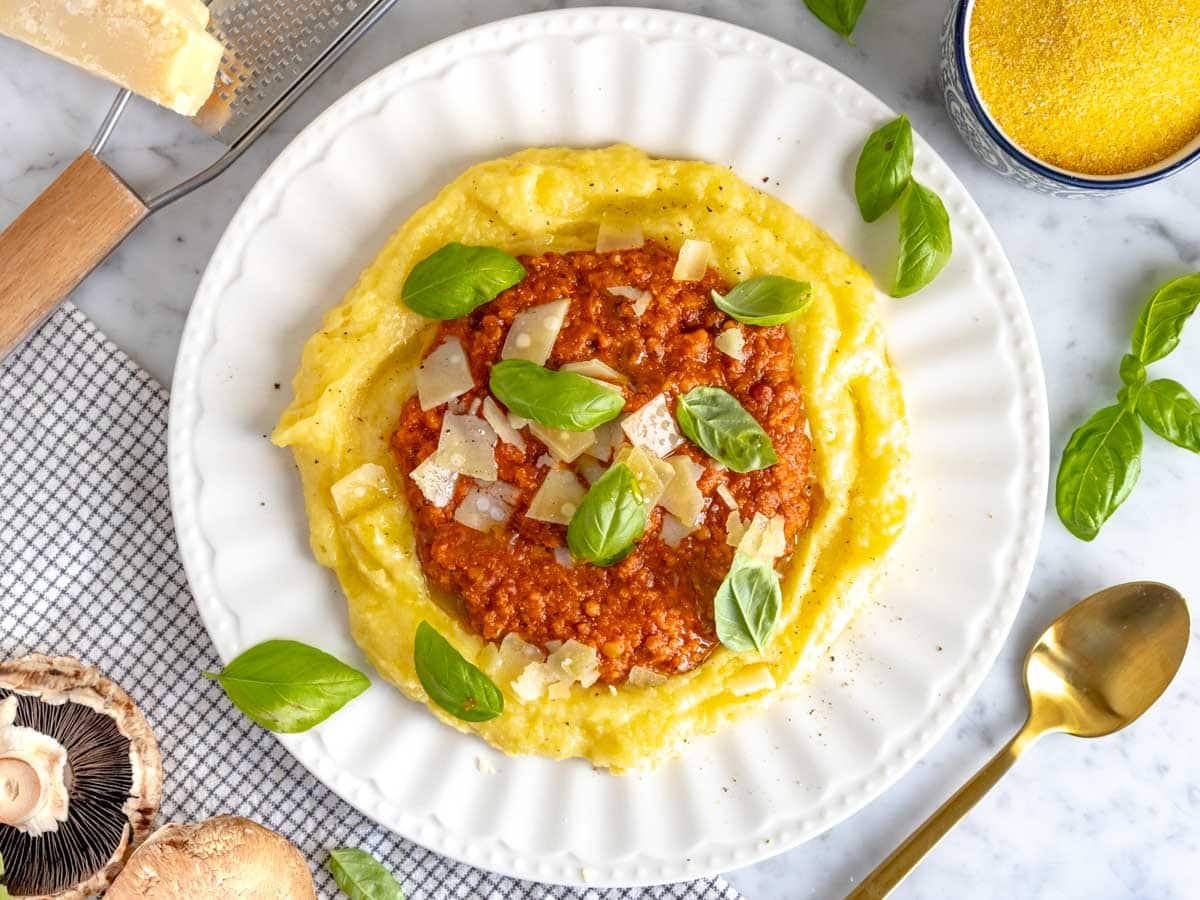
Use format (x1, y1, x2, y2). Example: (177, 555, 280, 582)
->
(0, 305, 743, 900)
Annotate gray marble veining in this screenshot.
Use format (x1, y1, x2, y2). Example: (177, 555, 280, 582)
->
(2, 1, 1197, 898)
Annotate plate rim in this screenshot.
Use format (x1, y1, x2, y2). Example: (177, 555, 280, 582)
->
(168, 6, 1050, 887)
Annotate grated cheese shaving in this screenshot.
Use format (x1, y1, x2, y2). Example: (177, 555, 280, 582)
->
(434, 413, 498, 481)
(595, 222, 644, 253)
(583, 420, 624, 463)
(330, 463, 392, 519)
(416, 337, 474, 411)
(627, 666, 668, 687)
(482, 397, 525, 450)
(673, 239, 713, 281)
(409, 456, 458, 507)
(620, 394, 684, 458)
(529, 422, 596, 463)
(660, 455, 705, 526)
(606, 285, 652, 315)
(715, 327, 747, 362)
(560, 358, 628, 384)
(526, 469, 587, 525)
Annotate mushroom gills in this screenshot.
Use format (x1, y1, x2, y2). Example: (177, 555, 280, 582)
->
(0, 691, 135, 896)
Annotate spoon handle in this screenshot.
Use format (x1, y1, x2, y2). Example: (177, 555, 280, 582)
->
(846, 720, 1042, 899)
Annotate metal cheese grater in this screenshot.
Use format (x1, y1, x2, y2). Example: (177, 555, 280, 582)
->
(0, 0, 399, 357)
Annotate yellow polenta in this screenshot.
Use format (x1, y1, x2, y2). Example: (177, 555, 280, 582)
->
(273, 145, 910, 771)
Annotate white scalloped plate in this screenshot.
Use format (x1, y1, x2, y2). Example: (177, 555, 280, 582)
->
(169, 8, 1048, 887)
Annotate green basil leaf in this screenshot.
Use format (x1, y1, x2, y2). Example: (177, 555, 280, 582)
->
(1131, 272, 1200, 364)
(567, 463, 647, 566)
(711, 276, 813, 326)
(1118, 353, 1146, 387)
(1136, 378, 1200, 453)
(203, 640, 370, 733)
(855, 115, 914, 223)
(489, 359, 625, 431)
(675, 386, 777, 473)
(803, 0, 869, 41)
(413, 622, 503, 722)
(715, 553, 782, 653)
(402, 243, 525, 320)
(329, 848, 405, 900)
(1055, 404, 1143, 541)
(892, 181, 952, 298)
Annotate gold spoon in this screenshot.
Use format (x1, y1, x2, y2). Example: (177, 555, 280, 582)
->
(849, 581, 1190, 899)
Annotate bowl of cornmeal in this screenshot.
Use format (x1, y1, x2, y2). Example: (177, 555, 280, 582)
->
(941, 0, 1200, 194)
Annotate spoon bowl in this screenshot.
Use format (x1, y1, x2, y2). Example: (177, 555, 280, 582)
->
(1024, 581, 1190, 738)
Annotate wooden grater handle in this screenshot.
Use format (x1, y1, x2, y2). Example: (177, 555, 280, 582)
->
(0, 151, 148, 358)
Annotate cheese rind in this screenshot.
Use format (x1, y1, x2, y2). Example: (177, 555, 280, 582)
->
(0, 0, 223, 115)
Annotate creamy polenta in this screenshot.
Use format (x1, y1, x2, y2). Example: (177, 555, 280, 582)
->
(273, 145, 910, 771)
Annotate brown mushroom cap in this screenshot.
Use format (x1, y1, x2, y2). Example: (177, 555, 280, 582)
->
(105, 816, 316, 899)
(0, 655, 161, 899)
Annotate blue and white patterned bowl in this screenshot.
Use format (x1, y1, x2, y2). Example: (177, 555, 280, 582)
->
(940, 0, 1200, 196)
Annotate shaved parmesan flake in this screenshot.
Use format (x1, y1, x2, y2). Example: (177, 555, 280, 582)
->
(482, 397, 525, 450)
(529, 422, 596, 463)
(508, 411, 529, 430)
(553, 546, 574, 568)
(725, 508, 746, 545)
(735, 512, 788, 562)
(660, 512, 694, 548)
(615, 445, 674, 509)
(621, 394, 684, 458)
(527, 469, 587, 525)
(716, 484, 738, 509)
(547, 640, 600, 689)
(410, 456, 458, 508)
(715, 327, 747, 362)
(578, 458, 607, 485)
(454, 485, 516, 531)
(584, 420, 624, 463)
(476, 756, 498, 775)
(727, 663, 776, 696)
(560, 358, 628, 384)
(511, 662, 552, 702)
(596, 222, 644, 253)
(434, 413, 498, 481)
(673, 239, 713, 281)
(501, 299, 569, 366)
(416, 337, 474, 411)
(499, 633, 542, 670)
(660, 455, 705, 526)
(330, 463, 392, 519)
(547, 681, 571, 700)
(606, 285, 652, 316)
(628, 665, 668, 687)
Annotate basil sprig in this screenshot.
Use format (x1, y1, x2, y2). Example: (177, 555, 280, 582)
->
(402, 243, 525, 320)
(804, 0, 869, 42)
(715, 553, 782, 653)
(329, 848, 405, 900)
(489, 359, 625, 431)
(567, 463, 647, 565)
(675, 386, 778, 473)
(852, 116, 952, 297)
(892, 182, 952, 298)
(855, 115, 913, 223)
(712, 276, 812, 326)
(414, 622, 503, 722)
(1056, 273, 1200, 540)
(204, 640, 370, 733)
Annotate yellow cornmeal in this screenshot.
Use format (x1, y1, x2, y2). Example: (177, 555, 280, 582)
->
(968, 0, 1200, 176)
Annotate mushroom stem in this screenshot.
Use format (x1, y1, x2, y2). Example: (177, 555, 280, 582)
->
(0, 755, 41, 825)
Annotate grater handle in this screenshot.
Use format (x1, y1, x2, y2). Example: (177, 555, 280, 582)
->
(0, 152, 148, 358)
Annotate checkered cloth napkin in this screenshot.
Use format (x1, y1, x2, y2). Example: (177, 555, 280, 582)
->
(0, 305, 741, 900)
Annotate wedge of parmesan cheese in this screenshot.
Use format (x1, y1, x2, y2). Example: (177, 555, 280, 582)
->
(330, 463, 392, 520)
(529, 422, 596, 463)
(417, 337, 474, 411)
(526, 469, 587, 525)
(434, 413, 498, 481)
(620, 394, 684, 458)
(501, 299, 569, 366)
(673, 239, 713, 281)
(409, 456, 458, 507)
(0, 0, 224, 116)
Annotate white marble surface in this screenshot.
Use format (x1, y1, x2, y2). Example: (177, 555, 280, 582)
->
(2, 1, 1198, 898)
